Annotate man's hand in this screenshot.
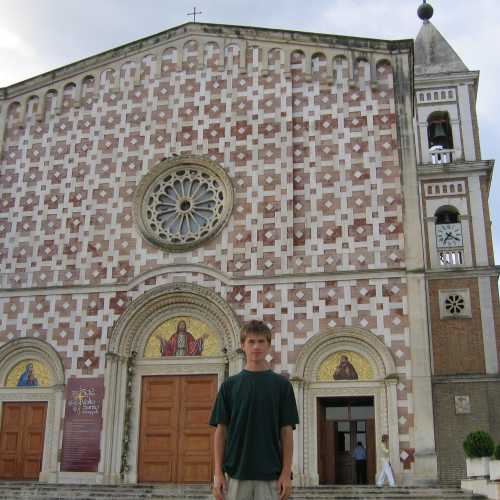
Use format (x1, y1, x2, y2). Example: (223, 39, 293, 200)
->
(212, 472, 227, 500)
(277, 471, 292, 500)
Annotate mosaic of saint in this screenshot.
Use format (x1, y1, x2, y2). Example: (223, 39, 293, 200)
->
(318, 351, 374, 382)
(5, 360, 51, 387)
(144, 317, 220, 358)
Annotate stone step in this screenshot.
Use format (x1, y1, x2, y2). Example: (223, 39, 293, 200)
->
(0, 482, 487, 500)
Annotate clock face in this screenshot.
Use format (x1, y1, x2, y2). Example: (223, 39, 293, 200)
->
(435, 223, 463, 248)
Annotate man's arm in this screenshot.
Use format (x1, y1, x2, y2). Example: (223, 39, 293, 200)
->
(277, 425, 293, 500)
(213, 424, 227, 500)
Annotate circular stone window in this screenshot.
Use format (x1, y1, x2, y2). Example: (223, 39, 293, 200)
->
(135, 156, 233, 252)
(444, 294, 466, 315)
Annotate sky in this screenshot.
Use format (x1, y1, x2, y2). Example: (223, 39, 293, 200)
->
(0, 0, 498, 264)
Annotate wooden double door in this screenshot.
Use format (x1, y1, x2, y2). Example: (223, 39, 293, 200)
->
(0, 402, 47, 480)
(138, 375, 217, 483)
(318, 396, 376, 485)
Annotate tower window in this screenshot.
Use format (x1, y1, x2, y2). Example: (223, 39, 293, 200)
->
(427, 111, 453, 149)
(435, 207, 459, 224)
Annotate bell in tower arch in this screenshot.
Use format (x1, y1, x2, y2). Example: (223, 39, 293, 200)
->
(427, 113, 453, 149)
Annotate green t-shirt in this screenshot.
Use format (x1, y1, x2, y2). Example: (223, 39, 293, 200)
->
(209, 369, 299, 481)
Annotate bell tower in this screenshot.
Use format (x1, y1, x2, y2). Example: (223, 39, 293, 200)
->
(414, 1, 500, 486)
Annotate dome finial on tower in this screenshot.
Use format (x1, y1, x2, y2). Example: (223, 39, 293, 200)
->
(417, 0, 434, 22)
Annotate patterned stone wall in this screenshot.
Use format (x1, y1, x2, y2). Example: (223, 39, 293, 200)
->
(0, 27, 415, 468)
(0, 38, 402, 287)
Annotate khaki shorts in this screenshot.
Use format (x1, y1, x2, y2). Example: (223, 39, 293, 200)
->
(226, 477, 278, 500)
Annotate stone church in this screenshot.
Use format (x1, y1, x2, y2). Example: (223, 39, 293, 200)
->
(0, 1, 498, 488)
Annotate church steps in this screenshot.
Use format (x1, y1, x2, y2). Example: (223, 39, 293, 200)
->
(0, 482, 487, 500)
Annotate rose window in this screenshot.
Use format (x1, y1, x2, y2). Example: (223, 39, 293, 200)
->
(444, 294, 465, 315)
(135, 156, 233, 252)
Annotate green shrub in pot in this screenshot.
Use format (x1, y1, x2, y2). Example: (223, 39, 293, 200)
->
(463, 431, 495, 458)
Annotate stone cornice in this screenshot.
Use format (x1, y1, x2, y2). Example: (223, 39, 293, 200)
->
(432, 374, 500, 384)
(0, 21, 412, 100)
(414, 70, 479, 100)
(415, 70, 479, 85)
(0, 265, 412, 298)
(425, 265, 500, 280)
(417, 159, 495, 185)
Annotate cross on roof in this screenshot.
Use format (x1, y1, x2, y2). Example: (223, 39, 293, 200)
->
(187, 7, 202, 23)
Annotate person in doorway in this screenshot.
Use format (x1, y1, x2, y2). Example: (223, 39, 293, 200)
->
(209, 320, 299, 500)
(376, 434, 396, 487)
(352, 441, 367, 484)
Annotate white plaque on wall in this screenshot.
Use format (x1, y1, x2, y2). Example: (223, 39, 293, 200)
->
(454, 395, 471, 414)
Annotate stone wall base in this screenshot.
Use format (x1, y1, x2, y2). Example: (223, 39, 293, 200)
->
(462, 478, 500, 499)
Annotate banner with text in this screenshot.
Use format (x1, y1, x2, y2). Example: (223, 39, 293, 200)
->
(61, 377, 104, 472)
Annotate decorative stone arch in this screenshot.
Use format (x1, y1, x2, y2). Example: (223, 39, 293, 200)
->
(0, 338, 66, 483)
(101, 283, 242, 484)
(291, 327, 400, 486)
(294, 327, 397, 382)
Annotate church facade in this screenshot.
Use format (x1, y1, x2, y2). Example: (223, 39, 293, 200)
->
(0, 8, 498, 488)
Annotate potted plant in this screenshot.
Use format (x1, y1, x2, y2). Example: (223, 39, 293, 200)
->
(463, 431, 495, 478)
(489, 444, 500, 481)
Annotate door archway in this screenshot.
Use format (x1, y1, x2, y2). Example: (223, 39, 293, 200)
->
(0, 338, 65, 482)
(101, 283, 241, 484)
(292, 327, 399, 486)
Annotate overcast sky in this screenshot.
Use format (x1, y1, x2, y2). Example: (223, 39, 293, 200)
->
(1, 0, 498, 263)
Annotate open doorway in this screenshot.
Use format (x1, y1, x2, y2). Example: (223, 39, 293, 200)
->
(317, 396, 376, 485)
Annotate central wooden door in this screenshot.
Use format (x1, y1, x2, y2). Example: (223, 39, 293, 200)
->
(0, 402, 47, 480)
(138, 375, 217, 483)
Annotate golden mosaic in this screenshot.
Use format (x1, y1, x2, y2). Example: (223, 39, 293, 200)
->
(318, 351, 374, 381)
(5, 360, 52, 387)
(144, 316, 221, 358)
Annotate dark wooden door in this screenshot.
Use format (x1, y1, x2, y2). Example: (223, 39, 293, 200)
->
(317, 402, 336, 484)
(0, 402, 47, 480)
(138, 375, 217, 483)
(366, 419, 376, 484)
(334, 421, 354, 484)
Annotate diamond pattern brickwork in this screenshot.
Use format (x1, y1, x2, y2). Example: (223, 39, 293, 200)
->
(0, 36, 412, 464)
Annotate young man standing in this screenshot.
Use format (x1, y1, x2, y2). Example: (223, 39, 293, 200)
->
(209, 320, 299, 500)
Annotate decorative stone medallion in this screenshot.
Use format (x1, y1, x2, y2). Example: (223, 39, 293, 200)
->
(135, 155, 233, 252)
(438, 288, 471, 319)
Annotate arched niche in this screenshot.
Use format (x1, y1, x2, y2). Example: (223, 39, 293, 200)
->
(427, 110, 454, 150)
(101, 283, 242, 484)
(294, 327, 397, 382)
(204, 41, 221, 69)
(107, 283, 240, 357)
(291, 327, 400, 487)
(311, 52, 327, 79)
(375, 58, 393, 83)
(0, 338, 65, 483)
(267, 47, 284, 71)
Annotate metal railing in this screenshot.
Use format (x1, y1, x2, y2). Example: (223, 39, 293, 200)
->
(439, 249, 464, 266)
(430, 147, 454, 165)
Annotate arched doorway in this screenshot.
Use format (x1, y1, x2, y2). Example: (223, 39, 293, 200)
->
(101, 283, 241, 484)
(292, 328, 399, 486)
(0, 338, 65, 482)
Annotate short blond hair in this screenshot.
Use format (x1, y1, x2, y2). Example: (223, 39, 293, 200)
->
(240, 320, 272, 344)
